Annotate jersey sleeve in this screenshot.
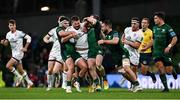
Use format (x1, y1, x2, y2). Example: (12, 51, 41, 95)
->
(113, 32, 120, 38)
(6, 33, 9, 40)
(167, 26, 176, 37)
(19, 31, 26, 38)
(48, 28, 55, 37)
(136, 31, 143, 43)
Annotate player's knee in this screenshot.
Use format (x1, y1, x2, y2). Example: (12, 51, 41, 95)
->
(6, 63, 11, 69)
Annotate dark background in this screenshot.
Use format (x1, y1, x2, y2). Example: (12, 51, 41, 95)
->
(0, 0, 180, 87)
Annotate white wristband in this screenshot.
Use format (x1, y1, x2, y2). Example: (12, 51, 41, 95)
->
(168, 44, 172, 48)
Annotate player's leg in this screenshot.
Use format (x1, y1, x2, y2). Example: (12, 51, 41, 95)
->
(65, 57, 75, 93)
(163, 57, 177, 80)
(74, 58, 88, 92)
(87, 58, 101, 92)
(141, 64, 156, 83)
(140, 53, 156, 83)
(6, 58, 22, 87)
(53, 61, 63, 88)
(62, 63, 67, 89)
(96, 54, 109, 90)
(16, 62, 33, 89)
(154, 58, 169, 92)
(46, 60, 55, 91)
(121, 58, 142, 92)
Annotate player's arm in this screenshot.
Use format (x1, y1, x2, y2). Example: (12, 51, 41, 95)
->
(124, 40, 141, 49)
(164, 28, 178, 53)
(100, 31, 106, 39)
(22, 34, 31, 52)
(164, 36, 178, 53)
(141, 34, 153, 51)
(43, 34, 53, 43)
(61, 31, 77, 43)
(0, 39, 9, 46)
(98, 37, 119, 45)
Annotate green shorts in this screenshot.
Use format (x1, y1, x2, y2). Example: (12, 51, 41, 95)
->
(153, 53, 172, 66)
(88, 46, 104, 58)
(62, 43, 81, 61)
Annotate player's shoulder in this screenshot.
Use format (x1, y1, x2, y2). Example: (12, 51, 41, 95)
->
(65, 26, 74, 31)
(164, 24, 173, 30)
(50, 27, 57, 31)
(124, 27, 131, 34)
(16, 30, 23, 34)
(124, 27, 131, 31)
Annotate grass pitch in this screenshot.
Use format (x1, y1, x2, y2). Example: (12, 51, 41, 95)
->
(0, 87, 179, 99)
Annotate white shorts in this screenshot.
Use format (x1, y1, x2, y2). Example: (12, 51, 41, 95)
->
(129, 56, 139, 66)
(48, 50, 63, 64)
(12, 53, 24, 63)
(76, 50, 88, 60)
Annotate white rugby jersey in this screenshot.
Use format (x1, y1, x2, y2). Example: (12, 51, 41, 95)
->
(65, 24, 88, 49)
(6, 30, 25, 58)
(48, 27, 61, 53)
(124, 27, 143, 59)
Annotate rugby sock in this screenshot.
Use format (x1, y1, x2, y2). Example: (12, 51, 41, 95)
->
(93, 78, 99, 85)
(132, 81, 139, 86)
(160, 74, 168, 89)
(172, 69, 177, 80)
(146, 71, 156, 83)
(22, 71, 31, 84)
(67, 81, 71, 86)
(11, 67, 21, 78)
(62, 72, 67, 88)
(77, 76, 82, 83)
(47, 74, 53, 87)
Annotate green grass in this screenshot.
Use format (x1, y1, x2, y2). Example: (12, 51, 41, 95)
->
(0, 88, 179, 99)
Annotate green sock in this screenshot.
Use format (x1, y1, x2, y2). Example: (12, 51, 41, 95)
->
(93, 78, 99, 85)
(77, 76, 82, 83)
(132, 81, 139, 86)
(160, 74, 168, 89)
(67, 81, 71, 86)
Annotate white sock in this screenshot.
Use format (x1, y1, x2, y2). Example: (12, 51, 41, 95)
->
(22, 71, 31, 84)
(62, 72, 67, 86)
(11, 67, 21, 78)
(47, 74, 53, 88)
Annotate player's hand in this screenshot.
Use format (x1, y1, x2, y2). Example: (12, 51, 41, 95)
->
(0, 40, 4, 44)
(141, 47, 147, 51)
(72, 32, 79, 39)
(21, 48, 27, 52)
(122, 40, 130, 45)
(141, 44, 147, 51)
(164, 47, 171, 54)
(98, 40, 104, 45)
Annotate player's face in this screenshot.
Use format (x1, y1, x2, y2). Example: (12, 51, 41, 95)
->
(62, 20, 69, 29)
(141, 19, 149, 29)
(131, 20, 139, 31)
(72, 20, 80, 30)
(8, 23, 16, 32)
(101, 23, 108, 34)
(154, 15, 160, 25)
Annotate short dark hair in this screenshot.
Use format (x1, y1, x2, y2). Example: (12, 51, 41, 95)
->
(103, 20, 112, 28)
(131, 17, 140, 23)
(91, 14, 100, 20)
(8, 19, 16, 25)
(59, 16, 69, 22)
(154, 11, 165, 20)
(71, 15, 80, 21)
(142, 17, 150, 23)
